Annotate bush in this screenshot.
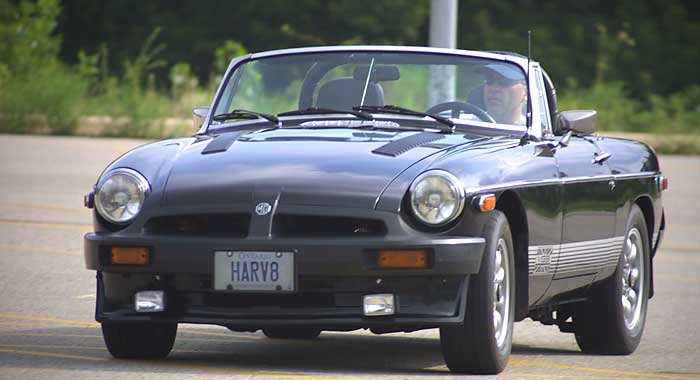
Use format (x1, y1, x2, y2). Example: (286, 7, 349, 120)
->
(0, 62, 87, 134)
(558, 81, 642, 132)
(558, 81, 700, 135)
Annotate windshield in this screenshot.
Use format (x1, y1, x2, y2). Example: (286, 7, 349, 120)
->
(211, 51, 528, 129)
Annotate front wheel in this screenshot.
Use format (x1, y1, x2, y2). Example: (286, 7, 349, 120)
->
(440, 210, 515, 374)
(102, 322, 177, 359)
(574, 204, 650, 354)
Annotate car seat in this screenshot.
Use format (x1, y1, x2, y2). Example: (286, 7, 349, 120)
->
(316, 77, 384, 110)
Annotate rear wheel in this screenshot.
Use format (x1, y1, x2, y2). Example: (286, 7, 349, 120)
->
(440, 210, 515, 374)
(262, 327, 321, 340)
(101, 322, 177, 359)
(574, 204, 650, 354)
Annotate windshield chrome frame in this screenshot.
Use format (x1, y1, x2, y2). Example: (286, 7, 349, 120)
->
(201, 46, 535, 137)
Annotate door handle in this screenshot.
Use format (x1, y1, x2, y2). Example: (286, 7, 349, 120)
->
(592, 152, 612, 164)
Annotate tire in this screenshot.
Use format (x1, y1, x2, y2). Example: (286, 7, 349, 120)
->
(440, 210, 515, 374)
(101, 322, 177, 359)
(574, 204, 650, 354)
(262, 327, 321, 340)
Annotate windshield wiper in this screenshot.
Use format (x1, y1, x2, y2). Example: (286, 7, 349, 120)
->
(353, 105, 454, 133)
(212, 109, 280, 125)
(278, 107, 374, 121)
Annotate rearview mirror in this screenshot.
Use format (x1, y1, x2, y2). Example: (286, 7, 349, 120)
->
(557, 110, 596, 135)
(192, 107, 209, 129)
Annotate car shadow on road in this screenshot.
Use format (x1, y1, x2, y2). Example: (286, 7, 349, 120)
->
(0, 326, 582, 377)
(512, 343, 581, 356)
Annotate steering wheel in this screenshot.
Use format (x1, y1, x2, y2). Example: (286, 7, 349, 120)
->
(425, 101, 495, 123)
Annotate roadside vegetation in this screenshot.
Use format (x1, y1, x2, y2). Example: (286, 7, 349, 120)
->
(1, 0, 698, 154)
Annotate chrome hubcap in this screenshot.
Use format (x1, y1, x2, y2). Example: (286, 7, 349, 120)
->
(621, 228, 644, 331)
(493, 238, 510, 347)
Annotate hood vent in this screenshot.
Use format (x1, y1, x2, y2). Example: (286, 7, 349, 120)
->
(372, 132, 444, 157)
(201, 130, 249, 154)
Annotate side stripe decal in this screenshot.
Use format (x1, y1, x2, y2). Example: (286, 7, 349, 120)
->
(528, 236, 625, 276)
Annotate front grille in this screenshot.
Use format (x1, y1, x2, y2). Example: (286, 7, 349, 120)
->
(143, 213, 250, 238)
(272, 215, 386, 238)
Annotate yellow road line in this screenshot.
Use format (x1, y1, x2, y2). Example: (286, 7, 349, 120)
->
(511, 360, 700, 380)
(4, 346, 688, 380)
(0, 313, 97, 327)
(661, 244, 700, 253)
(0, 332, 103, 338)
(0, 348, 106, 361)
(0, 348, 346, 380)
(178, 329, 263, 340)
(655, 275, 700, 285)
(0, 202, 85, 213)
(0, 244, 81, 256)
(658, 254, 700, 263)
(0, 219, 90, 230)
(0, 313, 263, 340)
(126, 360, 345, 380)
(0, 331, 256, 343)
(0, 343, 230, 355)
(506, 372, 672, 380)
(0, 321, 92, 328)
(0, 343, 106, 351)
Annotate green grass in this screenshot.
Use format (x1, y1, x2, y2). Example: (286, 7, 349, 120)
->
(1, 64, 698, 157)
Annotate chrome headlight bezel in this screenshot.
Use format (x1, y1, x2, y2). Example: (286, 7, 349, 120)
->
(95, 168, 150, 225)
(408, 170, 466, 227)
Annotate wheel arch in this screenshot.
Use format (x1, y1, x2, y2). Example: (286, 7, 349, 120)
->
(633, 195, 655, 298)
(634, 195, 654, 253)
(496, 190, 529, 321)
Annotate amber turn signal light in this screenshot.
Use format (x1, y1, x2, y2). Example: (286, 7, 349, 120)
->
(111, 247, 150, 265)
(378, 249, 428, 269)
(474, 193, 496, 212)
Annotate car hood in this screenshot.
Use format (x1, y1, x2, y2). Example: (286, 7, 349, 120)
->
(160, 128, 490, 209)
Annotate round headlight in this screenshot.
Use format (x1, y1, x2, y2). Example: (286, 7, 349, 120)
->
(95, 168, 150, 224)
(409, 170, 465, 226)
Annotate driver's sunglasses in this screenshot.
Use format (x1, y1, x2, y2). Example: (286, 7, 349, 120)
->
(484, 77, 523, 87)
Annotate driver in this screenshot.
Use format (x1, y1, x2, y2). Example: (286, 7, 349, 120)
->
(481, 64, 527, 125)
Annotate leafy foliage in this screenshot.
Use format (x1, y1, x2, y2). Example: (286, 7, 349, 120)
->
(1, 0, 699, 141)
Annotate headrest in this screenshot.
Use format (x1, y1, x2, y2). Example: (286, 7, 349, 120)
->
(316, 77, 384, 110)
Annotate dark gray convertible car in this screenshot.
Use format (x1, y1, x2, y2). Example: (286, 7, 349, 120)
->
(84, 46, 666, 374)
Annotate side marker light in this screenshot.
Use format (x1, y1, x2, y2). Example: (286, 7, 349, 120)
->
(473, 194, 497, 212)
(378, 250, 428, 269)
(111, 247, 150, 265)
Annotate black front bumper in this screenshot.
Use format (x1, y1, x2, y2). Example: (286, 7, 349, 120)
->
(85, 234, 485, 328)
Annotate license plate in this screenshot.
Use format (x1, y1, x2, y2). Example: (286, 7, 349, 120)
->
(213, 251, 295, 292)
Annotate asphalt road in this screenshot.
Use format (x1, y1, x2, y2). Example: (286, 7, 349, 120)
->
(0, 134, 698, 380)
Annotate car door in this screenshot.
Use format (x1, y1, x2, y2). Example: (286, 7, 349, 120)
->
(525, 64, 562, 305)
(550, 136, 617, 293)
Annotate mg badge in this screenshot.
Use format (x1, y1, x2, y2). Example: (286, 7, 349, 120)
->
(255, 202, 272, 216)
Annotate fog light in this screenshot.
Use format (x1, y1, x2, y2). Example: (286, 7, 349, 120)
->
(363, 294, 395, 316)
(135, 290, 165, 312)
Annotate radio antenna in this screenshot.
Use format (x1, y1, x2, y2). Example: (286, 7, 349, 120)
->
(528, 30, 532, 65)
(526, 30, 532, 130)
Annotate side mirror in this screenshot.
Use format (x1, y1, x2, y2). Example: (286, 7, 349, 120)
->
(192, 107, 210, 129)
(557, 110, 596, 135)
